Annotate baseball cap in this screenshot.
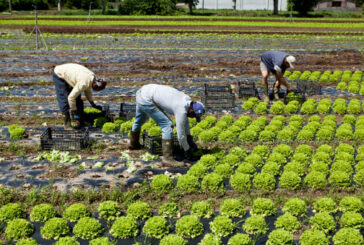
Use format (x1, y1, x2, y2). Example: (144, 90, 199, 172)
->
(286, 56, 296, 69)
(192, 101, 205, 122)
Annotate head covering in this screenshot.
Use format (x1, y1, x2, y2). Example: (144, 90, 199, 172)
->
(94, 77, 107, 89)
(192, 101, 205, 122)
(286, 56, 296, 69)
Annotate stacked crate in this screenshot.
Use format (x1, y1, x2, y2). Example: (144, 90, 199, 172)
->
(200, 84, 235, 110)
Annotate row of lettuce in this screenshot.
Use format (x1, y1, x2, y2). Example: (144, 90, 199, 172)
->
(284, 70, 363, 85)
(0, 195, 363, 245)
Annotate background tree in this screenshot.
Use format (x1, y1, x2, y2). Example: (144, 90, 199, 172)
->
(232, 0, 236, 13)
(273, 0, 278, 15)
(183, 0, 199, 14)
(8, 0, 11, 11)
(119, 0, 176, 15)
(288, 0, 320, 16)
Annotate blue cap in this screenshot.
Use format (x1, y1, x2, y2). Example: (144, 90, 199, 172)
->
(192, 101, 205, 122)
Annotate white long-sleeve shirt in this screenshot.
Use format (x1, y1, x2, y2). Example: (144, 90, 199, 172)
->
(140, 84, 191, 151)
(54, 63, 94, 111)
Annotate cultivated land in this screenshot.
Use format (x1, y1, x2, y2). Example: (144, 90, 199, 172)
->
(0, 14, 363, 245)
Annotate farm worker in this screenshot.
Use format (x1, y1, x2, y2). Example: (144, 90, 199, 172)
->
(53, 63, 107, 129)
(260, 51, 296, 102)
(128, 84, 205, 167)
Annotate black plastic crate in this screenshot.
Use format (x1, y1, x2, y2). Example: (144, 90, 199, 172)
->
(84, 105, 112, 123)
(142, 132, 179, 155)
(284, 91, 306, 105)
(119, 103, 136, 120)
(40, 127, 89, 151)
(297, 80, 322, 96)
(237, 81, 259, 99)
(201, 84, 235, 109)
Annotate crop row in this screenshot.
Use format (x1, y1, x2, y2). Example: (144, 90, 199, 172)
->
(1, 19, 364, 30)
(242, 98, 364, 115)
(285, 69, 363, 85)
(0, 196, 363, 245)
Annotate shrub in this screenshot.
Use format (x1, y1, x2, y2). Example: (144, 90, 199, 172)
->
(160, 234, 187, 245)
(101, 122, 117, 133)
(266, 229, 294, 245)
(220, 199, 246, 218)
(157, 202, 179, 218)
(41, 217, 70, 240)
(89, 237, 114, 245)
(0, 203, 25, 223)
(274, 213, 301, 232)
(198, 233, 222, 245)
(175, 215, 204, 238)
(30, 204, 56, 223)
(127, 201, 152, 220)
(177, 174, 200, 193)
(228, 233, 253, 245)
(191, 201, 214, 218)
(332, 228, 364, 245)
(198, 154, 217, 169)
(279, 171, 301, 190)
(339, 196, 364, 212)
(309, 212, 336, 233)
(236, 162, 256, 176)
(73, 217, 103, 240)
(221, 154, 241, 167)
(209, 215, 235, 237)
(230, 172, 251, 193)
(55, 237, 80, 245)
(16, 238, 39, 245)
(143, 216, 169, 239)
(261, 162, 281, 176)
(5, 218, 34, 241)
(253, 173, 276, 191)
(339, 212, 364, 229)
(187, 163, 208, 179)
(201, 173, 224, 193)
(252, 198, 276, 217)
(245, 153, 264, 168)
(299, 229, 329, 245)
(243, 215, 268, 235)
(329, 171, 351, 188)
(304, 171, 327, 189)
(97, 201, 121, 221)
(150, 174, 174, 194)
(63, 203, 90, 222)
(282, 198, 306, 217)
(110, 216, 139, 239)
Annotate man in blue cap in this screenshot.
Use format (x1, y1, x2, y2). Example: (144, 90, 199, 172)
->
(128, 84, 205, 167)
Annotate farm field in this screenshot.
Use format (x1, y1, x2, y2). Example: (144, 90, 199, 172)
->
(0, 15, 364, 245)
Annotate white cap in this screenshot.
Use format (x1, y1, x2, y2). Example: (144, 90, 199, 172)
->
(286, 56, 296, 69)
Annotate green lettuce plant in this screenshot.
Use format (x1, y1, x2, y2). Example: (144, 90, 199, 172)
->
(299, 229, 329, 245)
(55, 237, 80, 245)
(339, 212, 364, 229)
(228, 233, 253, 245)
(143, 216, 169, 239)
(175, 215, 204, 238)
(89, 237, 114, 245)
(329, 171, 351, 188)
(236, 162, 256, 176)
(160, 234, 187, 245)
(110, 216, 139, 239)
(198, 233, 222, 245)
(16, 238, 39, 245)
(251, 198, 276, 217)
(243, 215, 268, 235)
(253, 173, 276, 191)
(309, 212, 336, 234)
(97, 201, 121, 221)
(187, 163, 208, 179)
(201, 173, 224, 193)
(230, 172, 251, 192)
(279, 171, 301, 190)
(339, 196, 364, 212)
(221, 154, 240, 167)
(282, 198, 307, 217)
(150, 174, 174, 194)
(332, 228, 364, 245)
(73, 217, 104, 240)
(30, 204, 56, 223)
(0, 203, 25, 223)
(266, 229, 294, 245)
(304, 171, 328, 189)
(274, 213, 301, 232)
(220, 199, 246, 218)
(209, 215, 235, 237)
(5, 218, 34, 241)
(177, 174, 200, 193)
(158, 202, 179, 218)
(245, 153, 264, 168)
(63, 203, 90, 222)
(198, 154, 217, 169)
(101, 122, 118, 133)
(191, 201, 214, 219)
(214, 164, 233, 179)
(41, 217, 70, 240)
(127, 201, 152, 220)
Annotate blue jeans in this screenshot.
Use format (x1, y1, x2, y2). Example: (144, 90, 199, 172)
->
(132, 90, 173, 140)
(53, 71, 83, 119)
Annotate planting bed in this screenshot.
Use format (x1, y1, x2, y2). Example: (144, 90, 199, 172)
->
(0, 15, 364, 245)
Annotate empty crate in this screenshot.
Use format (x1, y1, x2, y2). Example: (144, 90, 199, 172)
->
(40, 127, 89, 151)
(238, 81, 259, 99)
(200, 84, 235, 109)
(119, 103, 136, 120)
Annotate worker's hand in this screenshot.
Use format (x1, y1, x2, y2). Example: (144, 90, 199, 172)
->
(187, 135, 198, 150)
(92, 104, 103, 111)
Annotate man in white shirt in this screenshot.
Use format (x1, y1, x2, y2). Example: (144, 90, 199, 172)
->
(53, 63, 107, 129)
(128, 84, 205, 167)
(260, 51, 296, 102)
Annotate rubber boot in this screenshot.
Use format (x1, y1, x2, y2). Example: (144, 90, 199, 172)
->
(273, 83, 280, 100)
(62, 112, 71, 129)
(263, 83, 269, 103)
(161, 140, 185, 168)
(128, 131, 142, 150)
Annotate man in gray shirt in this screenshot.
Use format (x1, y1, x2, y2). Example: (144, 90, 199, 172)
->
(260, 51, 296, 102)
(128, 84, 205, 167)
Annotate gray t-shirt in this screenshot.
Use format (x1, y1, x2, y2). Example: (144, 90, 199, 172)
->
(261, 51, 289, 74)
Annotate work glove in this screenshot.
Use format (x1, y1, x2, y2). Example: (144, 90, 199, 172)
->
(187, 135, 198, 150)
(92, 104, 103, 111)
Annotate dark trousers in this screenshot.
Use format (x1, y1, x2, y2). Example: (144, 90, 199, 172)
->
(53, 71, 84, 118)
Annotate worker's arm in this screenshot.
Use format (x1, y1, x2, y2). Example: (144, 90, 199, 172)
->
(68, 82, 86, 111)
(275, 71, 291, 91)
(175, 112, 190, 152)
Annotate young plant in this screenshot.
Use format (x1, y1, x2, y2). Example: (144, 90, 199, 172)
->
(228, 233, 253, 245)
(304, 171, 328, 189)
(230, 172, 251, 192)
(191, 201, 214, 219)
(282, 198, 307, 217)
(160, 234, 187, 245)
(201, 173, 224, 193)
(253, 173, 276, 191)
(199, 233, 222, 245)
(126, 201, 152, 220)
(177, 174, 200, 193)
(339, 196, 364, 212)
(158, 202, 179, 218)
(274, 213, 301, 232)
(198, 154, 217, 169)
(5, 218, 34, 241)
(339, 212, 364, 229)
(279, 171, 301, 190)
(97, 201, 121, 221)
(220, 199, 246, 218)
(73, 217, 104, 240)
(251, 198, 276, 217)
(16, 238, 40, 245)
(63, 203, 90, 222)
(89, 237, 114, 245)
(309, 212, 336, 234)
(175, 215, 204, 238)
(299, 229, 329, 245)
(332, 228, 364, 245)
(187, 163, 208, 179)
(54, 237, 80, 245)
(150, 174, 174, 194)
(143, 216, 169, 239)
(41, 217, 70, 240)
(0, 203, 25, 223)
(214, 164, 234, 179)
(328, 171, 351, 188)
(101, 122, 118, 133)
(209, 215, 235, 237)
(266, 229, 294, 245)
(243, 215, 268, 235)
(30, 204, 56, 223)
